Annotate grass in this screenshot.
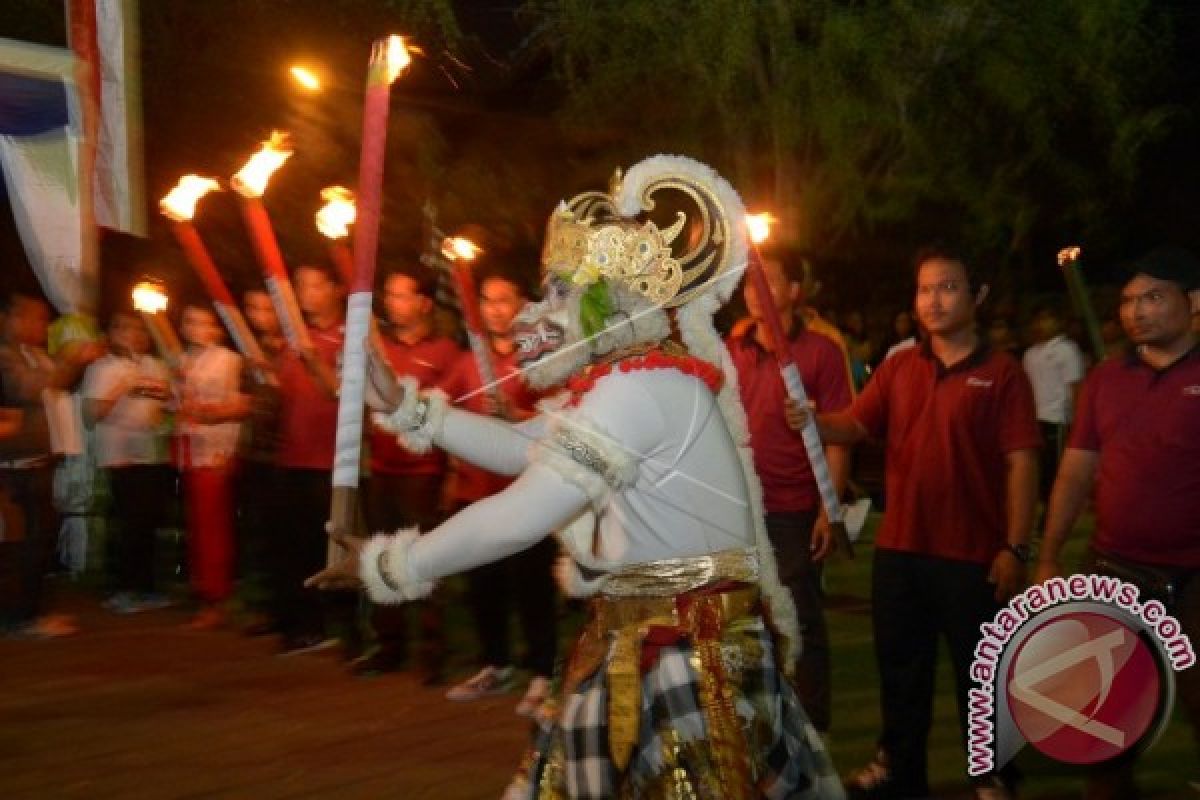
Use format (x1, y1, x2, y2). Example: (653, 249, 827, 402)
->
(822, 512, 1197, 799)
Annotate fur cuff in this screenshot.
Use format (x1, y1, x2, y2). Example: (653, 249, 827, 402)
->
(371, 388, 449, 455)
(359, 528, 435, 604)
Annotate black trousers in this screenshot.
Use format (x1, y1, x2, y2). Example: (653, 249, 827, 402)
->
(1080, 550, 1200, 799)
(1037, 420, 1067, 503)
(363, 472, 446, 671)
(108, 464, 175, 594)
(0, 465, 56, 624)
(765, 510, 831, 732)
(271, 467, 355, 641)
(872, 547, 1015, 796)
(464, 534, 558, 677)
(235, 459, 278, 613)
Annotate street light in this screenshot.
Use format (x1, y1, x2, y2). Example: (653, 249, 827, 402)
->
(289, 65, 321, 91)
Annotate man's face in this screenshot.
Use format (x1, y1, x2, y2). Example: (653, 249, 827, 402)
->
(110, 315, 149, 355)
(182, 307, 222, 347)
(295, 267, 339, 317)
(744, 257, 797, 321)
(243, 290, 279, 335)
(382, 274, 431, 331)
(1118, 274, 1199, 348)
(480, 277, 524, 337)
(7, 297, 49, 346)
(1032, 310, 1061, 342)
(914, 257, 977, 337)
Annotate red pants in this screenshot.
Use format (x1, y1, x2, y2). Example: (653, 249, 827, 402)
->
(185, 466, 235, 604)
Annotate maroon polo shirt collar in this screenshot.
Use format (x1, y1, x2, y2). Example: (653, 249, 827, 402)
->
(918, 337, 992, 377)
(741, 317, 805, 359)
(1124, 340, 1200, 377)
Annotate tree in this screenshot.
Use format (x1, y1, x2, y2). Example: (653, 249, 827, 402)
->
(526, 0, 1175, 290)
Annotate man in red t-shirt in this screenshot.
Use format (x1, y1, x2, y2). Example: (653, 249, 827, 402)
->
(355, 266, 461, 679)
(810, 246, 1040, 800)
(271, 263, 350, 654)
(726, 251, 853, 735)
(1037, 246, 1200, 798)
(439, 270, 556, 717)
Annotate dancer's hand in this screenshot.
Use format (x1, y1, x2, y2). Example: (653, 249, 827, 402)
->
(365, 338, 404, 413)
(305, 526, 364, 591)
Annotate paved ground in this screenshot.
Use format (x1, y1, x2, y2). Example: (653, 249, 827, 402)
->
(0, 589, 531, 800)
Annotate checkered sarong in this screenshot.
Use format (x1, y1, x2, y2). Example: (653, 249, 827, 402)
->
(514, 615, 845, 799)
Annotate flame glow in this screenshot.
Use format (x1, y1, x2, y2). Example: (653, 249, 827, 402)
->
(745, 213, 774, 245)
(132, 281, 168, 314)
(231, 131, 293, 198)
(160, 175, 220, 222)
(315, 187, 356, 239)
(384, 35, 414, 83)
(290, 65, 320, 91)
(1057, 246, 1082, 267)
(441, 237, 482, 262)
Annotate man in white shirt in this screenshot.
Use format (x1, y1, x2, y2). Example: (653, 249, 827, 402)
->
(83, 312, 174, 614)
(1022, 304, 1085, 501)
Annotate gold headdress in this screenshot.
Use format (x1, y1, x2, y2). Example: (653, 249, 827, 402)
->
(541, 155, 747, 309)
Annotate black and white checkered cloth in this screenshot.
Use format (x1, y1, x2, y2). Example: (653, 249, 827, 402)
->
(518, 616, 845, 799)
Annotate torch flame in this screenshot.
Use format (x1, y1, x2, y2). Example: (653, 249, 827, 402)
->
(290, 65, 320, 91)
(384, 35, 414, 83)
(315, 186, 356, 240)
(441, 237, 482, 262)
(132, 280, 169, 314)
(160, 175, 220, 222)
(1057, 246, 1082, 267)
(745, 213, 774, 245)
(231, 131, 293, 198)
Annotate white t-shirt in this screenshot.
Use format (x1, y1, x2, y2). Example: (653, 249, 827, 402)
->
(177, 345, 243, 469)
(1022, 334, 1085, 424)
(83, 353, 171, 467)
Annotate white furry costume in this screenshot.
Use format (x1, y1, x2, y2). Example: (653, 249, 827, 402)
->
(366, 156, 844, 800)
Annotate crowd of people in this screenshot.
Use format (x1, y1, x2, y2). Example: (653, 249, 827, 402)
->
(1, 226, 1197, 798)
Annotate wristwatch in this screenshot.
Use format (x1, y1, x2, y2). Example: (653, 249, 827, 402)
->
(1003, 543, 1032, 563)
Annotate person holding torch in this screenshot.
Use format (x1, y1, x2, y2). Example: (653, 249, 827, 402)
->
(797, 245, 1039, 800)
(726, 243, 853, 737)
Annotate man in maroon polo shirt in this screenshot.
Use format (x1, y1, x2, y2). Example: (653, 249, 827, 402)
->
(810, 245, 1040, 800)
(726, 249, 853, 735)
(440, 269, 555, 716)
(1036, 246, 1200, 799)
(272, 263, 350, 654)
(355, 265, 460, 679)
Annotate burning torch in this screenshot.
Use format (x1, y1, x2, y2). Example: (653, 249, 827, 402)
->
(329, 35, 414, 540)
(316, 186, 357, 286)
(160, 175, 266, 372)
(441, 236, 502, 410)
(1057, 246, 1106, 361)
(131, 279, 182, 367)
(231, 131, 312, 353)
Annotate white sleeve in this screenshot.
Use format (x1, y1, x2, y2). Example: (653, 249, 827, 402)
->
(433, 409, 547, 476)
(410, 464, 588, 580)
(529, 372, 663, 509)
(1063, 340, 1085, 384)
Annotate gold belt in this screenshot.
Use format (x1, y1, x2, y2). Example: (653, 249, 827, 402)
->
(564, 582, 760, 795)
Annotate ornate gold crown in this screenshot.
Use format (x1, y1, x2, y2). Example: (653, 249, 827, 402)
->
(541, 156, 746, 309)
